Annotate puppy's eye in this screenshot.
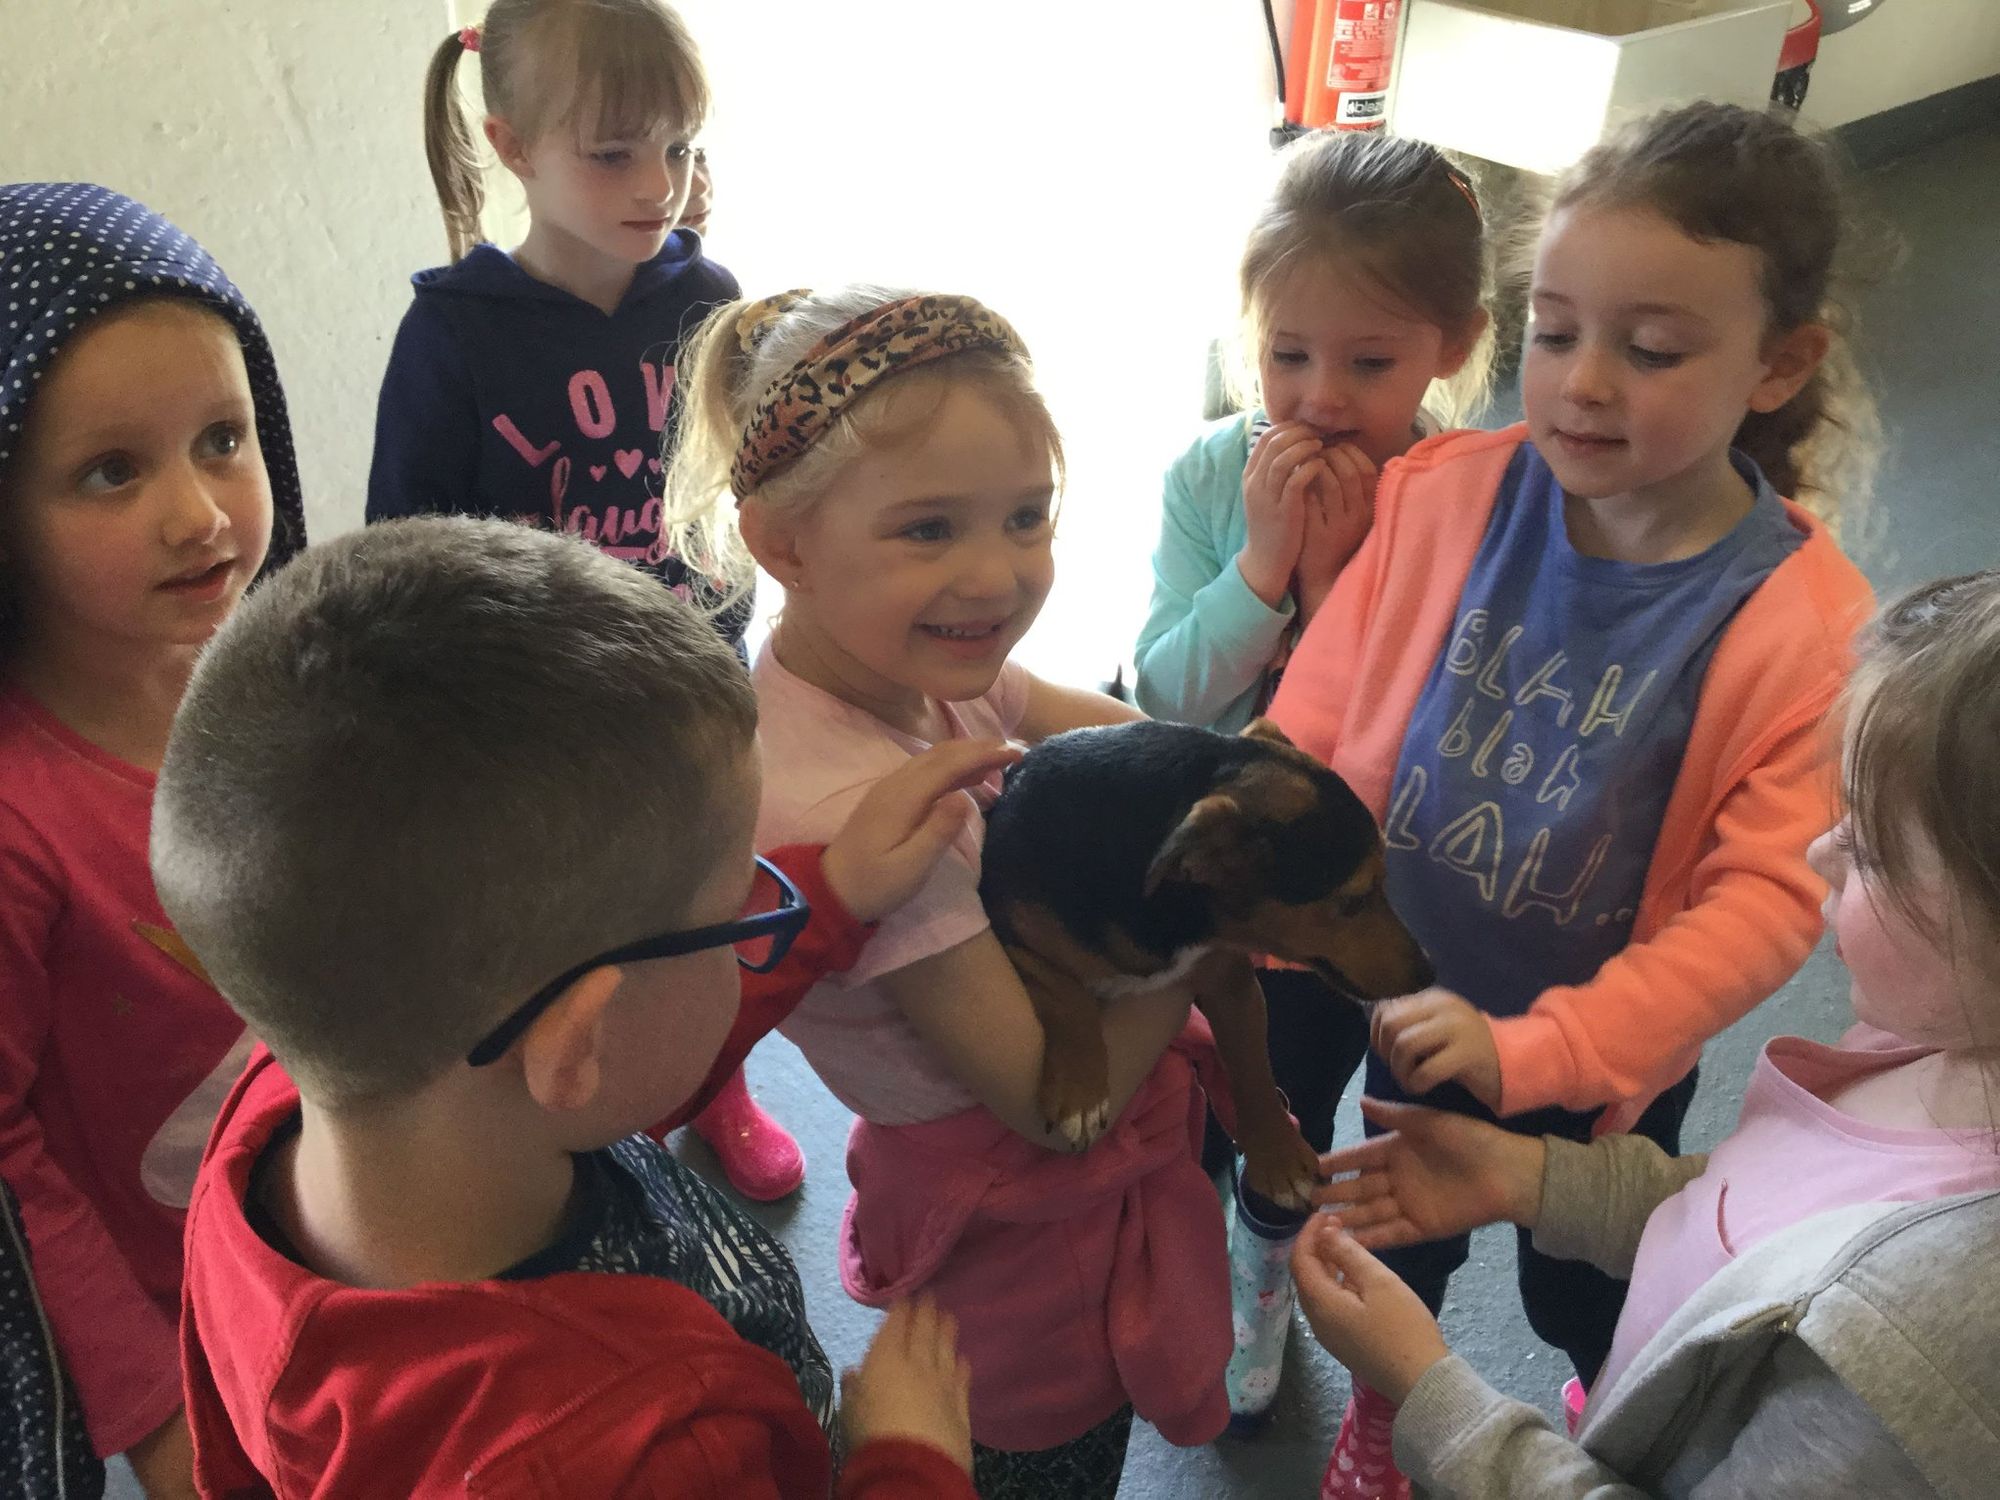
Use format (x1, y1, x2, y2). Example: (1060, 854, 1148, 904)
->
(1336, 894, 1368, 918)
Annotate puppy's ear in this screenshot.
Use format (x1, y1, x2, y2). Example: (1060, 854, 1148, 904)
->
(1144, 793, 1254, 897)
(1241, 718, 1294, 748)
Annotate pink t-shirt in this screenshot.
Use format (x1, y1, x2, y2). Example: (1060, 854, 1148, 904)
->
(0, 688, 251, 1456)
(1600, 1029, 2000, 1395)
(751, 645, 1029, 1125)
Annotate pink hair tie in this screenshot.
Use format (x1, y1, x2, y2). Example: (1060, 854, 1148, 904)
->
(458, 26, 482, 53)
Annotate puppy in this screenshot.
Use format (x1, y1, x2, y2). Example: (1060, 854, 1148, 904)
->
(980, 718, 1432, 1206)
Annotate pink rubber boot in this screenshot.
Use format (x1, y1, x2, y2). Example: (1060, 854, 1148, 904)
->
(1320, 1381, 1410, 1500)
(690, 1065, 805, 1202)
(1563, 1376, 1588, 1438)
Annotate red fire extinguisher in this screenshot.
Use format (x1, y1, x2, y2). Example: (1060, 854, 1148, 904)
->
(1283, 0, 1405, 132)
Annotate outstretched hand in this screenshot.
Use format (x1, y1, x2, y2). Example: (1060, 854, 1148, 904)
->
(1313, 1097, 1546, 1249)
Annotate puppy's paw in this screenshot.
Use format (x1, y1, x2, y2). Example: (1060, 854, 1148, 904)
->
(1240, 1122, 1321, 1211)
(1038, 1046, 1111, 1154)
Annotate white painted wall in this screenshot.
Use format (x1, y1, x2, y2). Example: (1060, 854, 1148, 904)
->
(2, 0, 450, 546)
(7, 0, 1990, 678)
(455, 0, 1288, 680)
(1802, 0, 2000, 129)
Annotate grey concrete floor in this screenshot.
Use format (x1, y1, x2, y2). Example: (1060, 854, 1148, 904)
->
(106, 124, 1999, 1500)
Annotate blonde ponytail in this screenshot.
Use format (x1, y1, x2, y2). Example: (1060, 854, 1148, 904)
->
(423, 30, 486, 262)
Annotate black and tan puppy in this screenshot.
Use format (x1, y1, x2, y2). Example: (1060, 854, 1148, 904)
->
(979, 717, 1433, 1207)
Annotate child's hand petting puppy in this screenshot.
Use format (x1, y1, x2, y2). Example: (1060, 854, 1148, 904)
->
(841, 1297, 974, 1473)
(1371, 987, 1501, 1108)
(823, 739, 1022, 923)
(1292, 1215, 1450, 1406)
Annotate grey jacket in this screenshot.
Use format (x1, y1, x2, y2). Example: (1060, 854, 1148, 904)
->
(1395, 1132, 2000, 1499)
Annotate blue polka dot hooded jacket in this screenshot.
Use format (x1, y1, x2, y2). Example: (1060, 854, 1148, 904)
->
(0, 181, 308, 573)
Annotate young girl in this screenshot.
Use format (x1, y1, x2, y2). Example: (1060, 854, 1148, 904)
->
(1135, 127, 1491, 736)
(368, 0, 797, 1202)
(1132, 127, 1492, 1430)
(666, 287, 1232, 1498)
(0, 182, 305, 1496)
(1265, 102, 1877, 1497)
(1299, 568, 2000, 1497)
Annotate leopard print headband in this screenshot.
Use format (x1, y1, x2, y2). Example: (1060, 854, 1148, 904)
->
(729, 293, 1029, 499)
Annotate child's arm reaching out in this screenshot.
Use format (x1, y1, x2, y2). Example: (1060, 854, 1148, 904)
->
(1371, 718, 1840, 1117)
(1311, 1096, 1705, 1278)
(879, 930, 1189, 1150)
(1291, 1218, 1925, 1500)
(820, 739, 1027, 922)
(653, 740, 1021, 1139)
(837, 1297, 978, 1499)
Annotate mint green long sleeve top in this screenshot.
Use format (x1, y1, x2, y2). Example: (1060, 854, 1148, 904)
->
(1132, 414, 1294, 733)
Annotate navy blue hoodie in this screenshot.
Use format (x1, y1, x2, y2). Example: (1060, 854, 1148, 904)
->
(366, 233, 739, 630)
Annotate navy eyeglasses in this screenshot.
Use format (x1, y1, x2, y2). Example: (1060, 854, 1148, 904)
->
(466, 855, 809, 1067)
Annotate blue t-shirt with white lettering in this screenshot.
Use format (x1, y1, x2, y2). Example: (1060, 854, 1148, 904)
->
(1384, 443, 1802, 1018)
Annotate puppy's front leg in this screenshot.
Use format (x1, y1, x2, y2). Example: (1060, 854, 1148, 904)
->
(1191, 951, 1318, 1208)
(1007, 944, 1113, 1150)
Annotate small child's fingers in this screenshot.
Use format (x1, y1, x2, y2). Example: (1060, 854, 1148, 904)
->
(1317, 1134, 1393, 1179)
(1322, 1225, 1392, 1287)
(1387, 1030, 1444, 1095)
(873, 1300, 915, 1358)
(1403, 1040, 1470, 1098)
(1323, 443, 1365, 497)
(1291, 1216, 1357, 1298)
(1345, 1216, 1425, 1253)
(923, 795, 975, 840)
(1319, 1195, 1408, 1238)
(1292, 1209, 1341, 1263)
(1328, 441, 1378, 489)
(1274, 427, 1329, 467)
(902, 1295, 957, 1364)
(1280, 460, 1321, 510)
(905, 1295, 941, 1353)
(1356, 1096, 1431, 1133)
(893, 739, 1020, 805)
(1311, 1170, 1394, 1216)
(893, 797, 973, 867)
(927, 1306, 962, 1369)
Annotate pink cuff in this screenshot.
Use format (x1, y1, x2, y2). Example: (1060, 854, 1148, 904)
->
(1486, 1009, 1574, 1118)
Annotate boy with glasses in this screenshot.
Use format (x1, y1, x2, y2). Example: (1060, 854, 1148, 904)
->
(155, 517, 1006, 1497)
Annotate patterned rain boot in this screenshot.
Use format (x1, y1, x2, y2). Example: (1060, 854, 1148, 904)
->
(690, 1065, 805, 1202)
(1224, 1177, 1304, 1433)
(1320, 1381, 1411, 1500)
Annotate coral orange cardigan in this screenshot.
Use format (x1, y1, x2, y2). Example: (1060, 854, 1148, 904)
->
(1270, 425, 1874, 1131)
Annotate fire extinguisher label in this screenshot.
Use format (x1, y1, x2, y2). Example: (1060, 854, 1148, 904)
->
(1327, 0, 1399, 89)
(1338, 90, 1388, 123)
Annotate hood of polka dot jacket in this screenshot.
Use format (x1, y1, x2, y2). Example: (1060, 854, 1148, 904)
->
(0, 181, 307, 572)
